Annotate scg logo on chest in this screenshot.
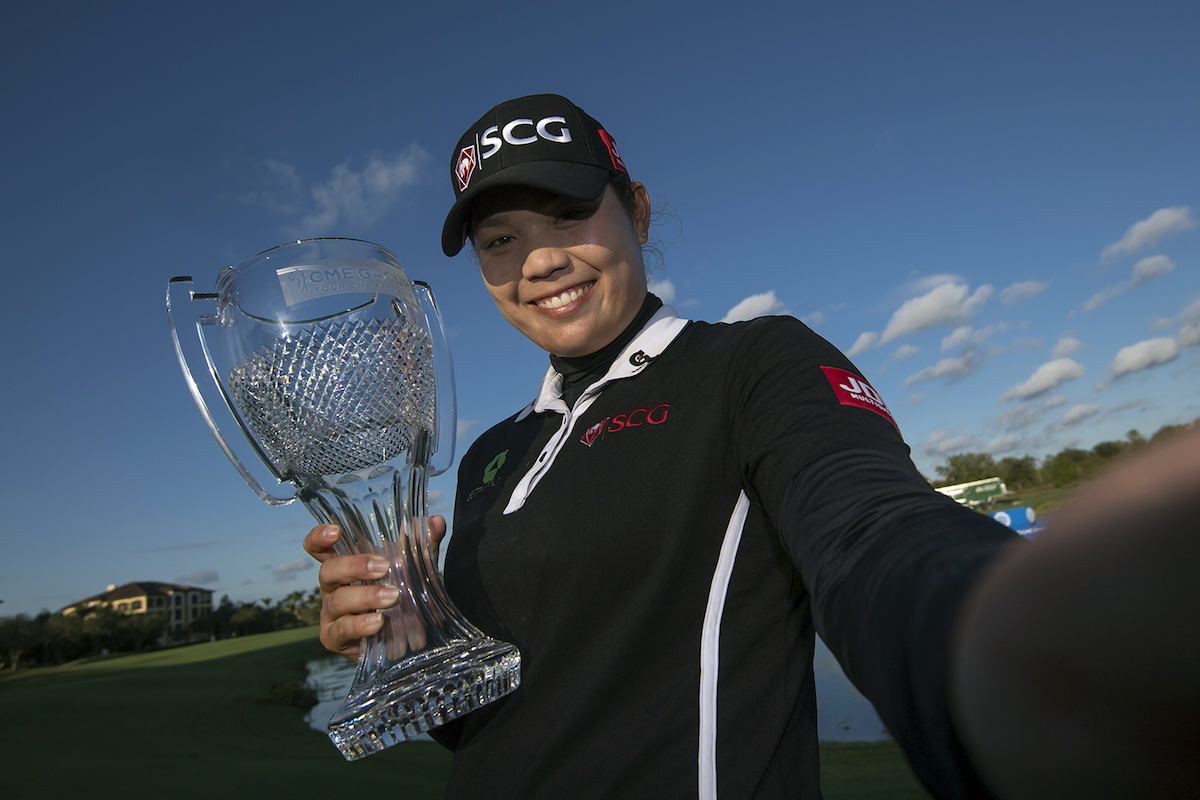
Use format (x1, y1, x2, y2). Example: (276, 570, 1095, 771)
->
(579, 403, 671, 447)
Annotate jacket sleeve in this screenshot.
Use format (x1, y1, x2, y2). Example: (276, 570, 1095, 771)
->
(780, 448, 1014, 799)
(726, 317, 1017, 799)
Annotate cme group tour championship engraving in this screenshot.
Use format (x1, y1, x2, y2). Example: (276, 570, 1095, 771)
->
(276, 259, 410, 307)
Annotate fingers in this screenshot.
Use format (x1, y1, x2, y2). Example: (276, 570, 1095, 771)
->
(429, 514, 447, 545)
(306, 520, 446, 661)
(318, 551, 388, 594)
(302, 524, 342, 563)
(320, 582, 400, 658)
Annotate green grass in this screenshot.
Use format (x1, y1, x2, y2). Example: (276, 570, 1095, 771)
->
(0, 627, 932, 798)
(0, 627, 451, 799)
(820, 741, 933, 799)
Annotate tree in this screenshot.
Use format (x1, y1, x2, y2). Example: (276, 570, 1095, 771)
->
(1150, 421, 1196, 444)
(1046, 448, 1096, 487)
(0, 614, 35, 671)
(936, 452, 998, 484)
(996, 456, 1041, 491)
(1091, 440, 1128, 460)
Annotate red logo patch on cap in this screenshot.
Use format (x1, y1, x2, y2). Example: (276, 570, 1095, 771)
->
(596, 129, 627, 174)
(455, 144, 477, 192)
(820, 367, 898, 430)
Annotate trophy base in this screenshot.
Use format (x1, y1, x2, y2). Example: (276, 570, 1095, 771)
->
(327, 637, 521, 761)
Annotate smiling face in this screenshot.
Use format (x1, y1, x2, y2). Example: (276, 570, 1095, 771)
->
(470, 181, 651, 357)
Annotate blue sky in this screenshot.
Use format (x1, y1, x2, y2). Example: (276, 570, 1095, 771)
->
(2, 1, 1197, 617)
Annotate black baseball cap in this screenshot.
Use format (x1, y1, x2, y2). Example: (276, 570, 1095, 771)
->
(441, 94, 629, 256)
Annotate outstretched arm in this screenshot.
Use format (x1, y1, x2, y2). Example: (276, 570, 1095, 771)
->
(952, 428, 1200, 799)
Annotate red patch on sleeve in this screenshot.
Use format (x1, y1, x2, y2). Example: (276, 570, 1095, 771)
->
(820, 366, 899, 431)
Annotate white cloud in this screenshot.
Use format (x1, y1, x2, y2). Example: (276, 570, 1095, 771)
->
(908, 393, 928, 405)
(1082, 286, 1119, 313)
(272, 557, 314, 582)
(920, 429, 979, 457)
(879, 282, 993, 344)
(905, 351, 982, 387)
(802, 310, 827, 326)
(893, 344, 920, 362)
(941, 325, 994, 351)
(999, 280, 1049, 306)
(649, 279, 675, 303)
(941, 326, 973, 351)
(1059, 403, 1102, 426)
(984, 434, 1026, 454)
(1110, 337, 1180, 377)
(846, 331, 878, 357)
(991, 395, 1069, 432)
(285, 145, 430, 236)
(1101, 206, 1195, 262)
(1180, 296, 1200, 324)
(902, 273, 966, 295)
(722, 290, 785, 323)
(1000, 358, 1085, 401)
(457, 420, 480, 440)
(1150, 315, 1173, 331)
(1179, 319, 1200, 348)
(1130, 255, 1175, 286)
(1084, 255, 1176, 312)
(177, 569, 219, 586)
(1051, 337, 1081, 358)
(1176, 296, 1200, 347)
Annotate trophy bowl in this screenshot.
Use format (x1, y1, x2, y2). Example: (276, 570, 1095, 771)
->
(167, 238, 520, 760)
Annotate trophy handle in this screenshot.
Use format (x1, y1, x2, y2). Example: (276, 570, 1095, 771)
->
(166, 276, 298, 505)
(414, 281, 456, 477)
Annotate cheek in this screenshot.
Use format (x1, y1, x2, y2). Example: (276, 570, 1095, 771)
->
(479, 263, 518, 300)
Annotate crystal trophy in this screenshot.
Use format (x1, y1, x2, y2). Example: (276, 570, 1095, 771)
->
(167, 238, 520, 760)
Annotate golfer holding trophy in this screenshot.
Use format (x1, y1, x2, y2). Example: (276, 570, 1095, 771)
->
(167, 237, 520, 760)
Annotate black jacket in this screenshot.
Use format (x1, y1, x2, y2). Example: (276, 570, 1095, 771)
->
(438, 304, 1014, 799)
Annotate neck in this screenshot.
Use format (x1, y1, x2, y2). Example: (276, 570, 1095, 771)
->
(549, 293, 663, 406)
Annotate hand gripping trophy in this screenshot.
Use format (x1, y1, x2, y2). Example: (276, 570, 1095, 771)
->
(167, 238, 520, 760)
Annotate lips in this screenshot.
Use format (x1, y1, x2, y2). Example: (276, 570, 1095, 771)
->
(533, 281, 595, 310)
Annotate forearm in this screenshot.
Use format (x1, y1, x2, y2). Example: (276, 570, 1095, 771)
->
(951, 428, 1200, 799)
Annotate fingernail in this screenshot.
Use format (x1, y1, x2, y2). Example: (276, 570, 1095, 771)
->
(322, 525, 340, 540)
(378, 586, 400, 604)
(366, 557, 388, 576)
(364, 612, 383, 627)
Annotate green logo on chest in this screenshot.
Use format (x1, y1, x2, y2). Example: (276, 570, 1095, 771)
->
(483, 449, 509, 483)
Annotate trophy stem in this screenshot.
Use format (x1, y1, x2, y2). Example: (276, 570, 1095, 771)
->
(302, 460, 520, 760)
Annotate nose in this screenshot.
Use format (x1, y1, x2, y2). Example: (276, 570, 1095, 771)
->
(522, 245, 571, 281)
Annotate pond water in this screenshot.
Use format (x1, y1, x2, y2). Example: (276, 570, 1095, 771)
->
(305, 637, 888, 742)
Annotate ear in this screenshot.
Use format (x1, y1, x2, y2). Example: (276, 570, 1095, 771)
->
(631, 181, 651, 243)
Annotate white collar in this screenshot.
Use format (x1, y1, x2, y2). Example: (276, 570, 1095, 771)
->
(515, 305, 689, 421)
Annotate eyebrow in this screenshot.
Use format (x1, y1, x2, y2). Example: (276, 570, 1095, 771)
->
(473, 214, 512, 231)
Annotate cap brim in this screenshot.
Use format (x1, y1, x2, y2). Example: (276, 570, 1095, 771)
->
(441, 162, 611, 257)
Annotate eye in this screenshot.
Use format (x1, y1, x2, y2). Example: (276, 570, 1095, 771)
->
(557, 204, 597, 222)
(482, 234, 515, 250)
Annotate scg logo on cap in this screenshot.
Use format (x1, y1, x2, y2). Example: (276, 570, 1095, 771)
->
(481, 116, 572, 159)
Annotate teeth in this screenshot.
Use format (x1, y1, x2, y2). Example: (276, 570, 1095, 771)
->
(537, 283, 592, 309)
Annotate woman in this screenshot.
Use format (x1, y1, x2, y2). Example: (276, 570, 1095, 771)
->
(302, 94, 1199, 799)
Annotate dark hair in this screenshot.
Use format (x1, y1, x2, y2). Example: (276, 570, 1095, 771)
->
(606, 170, 640, 223)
